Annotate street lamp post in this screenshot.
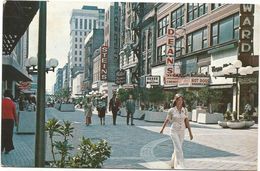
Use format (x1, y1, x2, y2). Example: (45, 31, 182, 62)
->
(221, 59, 254, 120)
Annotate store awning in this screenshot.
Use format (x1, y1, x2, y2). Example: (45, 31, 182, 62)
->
(3, 1, 39, 55)
(209, 84, 233, 89)
(2, 64, 32, 82)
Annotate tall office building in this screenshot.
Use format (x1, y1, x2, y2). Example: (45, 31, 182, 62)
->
(68, 5, 105, 93)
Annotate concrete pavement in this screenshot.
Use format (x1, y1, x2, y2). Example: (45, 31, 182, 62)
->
(1, 107, 258, 170)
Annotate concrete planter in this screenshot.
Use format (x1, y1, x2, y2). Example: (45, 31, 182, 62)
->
(197, 112, 223, 124)
(144, 111, 167, 123)
(227, 121, 246, 129)
(192, 109, 206, 122)
(60, 104, 75, 112)
(218, 121, 228, 128)
(16, 111, 36, 134)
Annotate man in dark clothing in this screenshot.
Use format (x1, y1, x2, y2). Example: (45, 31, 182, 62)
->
(109, 93, 121, 125)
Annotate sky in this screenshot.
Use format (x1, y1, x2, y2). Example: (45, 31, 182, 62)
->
(27, 0, 259, 94)
(28, 0, 111, 93)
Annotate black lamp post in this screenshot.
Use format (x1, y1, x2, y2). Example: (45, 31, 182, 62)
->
(221, 59, 254, 120)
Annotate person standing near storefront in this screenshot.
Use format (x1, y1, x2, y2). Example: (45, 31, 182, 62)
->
(1, 90, 18, 154)
(109, 93, 121, 125)
(126, 94, 135, 126)
(160, 93, 193, 169)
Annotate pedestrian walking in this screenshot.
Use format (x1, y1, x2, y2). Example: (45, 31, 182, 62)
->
(97, 95, 107, 125)
(84, 97, 93, 126)
(1, 90, 18, 154)
(160, 93, 193, 169)
(126, 94, 135, 125)
(109, 93, 121, 125)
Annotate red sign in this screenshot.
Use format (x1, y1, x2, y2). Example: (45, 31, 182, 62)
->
(100, 46, 108, 81)
(17, 81, 31, 90)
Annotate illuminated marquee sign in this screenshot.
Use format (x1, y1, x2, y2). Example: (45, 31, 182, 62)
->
(100, 46, 108, 81)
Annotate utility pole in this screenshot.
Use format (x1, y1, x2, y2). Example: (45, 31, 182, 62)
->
(35, 1, 47, 167)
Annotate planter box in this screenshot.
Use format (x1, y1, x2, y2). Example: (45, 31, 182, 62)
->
(60, 104, 75, 112)
(133, 110, 145, 120)
(119, 108, 145, 120)
(192, 109, 206, 122)
(16, 111, 36, 134)
(187, 112, 192, 121)
(119, 107, 127, 117)
(197, 112, 223, 124)
(144, 111, 167, 123)
(54, 103, 61, 110)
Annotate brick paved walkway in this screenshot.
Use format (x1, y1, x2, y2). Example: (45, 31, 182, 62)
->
(1, 108, 258, 170)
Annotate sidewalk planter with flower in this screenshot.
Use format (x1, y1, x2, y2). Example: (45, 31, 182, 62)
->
(218, 111, 232, 128)
(218, 105, 255, 129)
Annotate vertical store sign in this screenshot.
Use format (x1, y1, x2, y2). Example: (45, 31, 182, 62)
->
(239, 4, 254, 66)
(100, 46, 108, 81)
(164, 28, 179, 85)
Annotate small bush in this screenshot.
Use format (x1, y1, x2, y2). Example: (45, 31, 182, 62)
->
(45, 118, 111, 168)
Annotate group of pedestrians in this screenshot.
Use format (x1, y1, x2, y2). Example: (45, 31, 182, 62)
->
(81, 92, 193, 169)
(83, 93, 136, 126)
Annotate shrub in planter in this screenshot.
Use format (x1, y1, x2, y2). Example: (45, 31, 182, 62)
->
(45, 118, 111, 168)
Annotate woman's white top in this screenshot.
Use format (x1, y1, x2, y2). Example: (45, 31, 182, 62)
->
(167, 107, 188, 131)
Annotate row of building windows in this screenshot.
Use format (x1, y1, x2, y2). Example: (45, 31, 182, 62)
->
(75, 18, 102, 30)
(75, 31, 87, 36)
(74, 50, 83, 56)
(158, 3, 224, 37)
(74, 57, 82, 62)
(75, 44, 83, 49)
(156, 13, 239, 63)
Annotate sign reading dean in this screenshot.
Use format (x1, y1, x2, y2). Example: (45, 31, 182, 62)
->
(100, 45, 108, 81)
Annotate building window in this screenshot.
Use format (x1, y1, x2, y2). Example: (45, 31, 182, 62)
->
(188, 3, 208, 22)
(158, 16, 169, 37)
(147, 30, 152, 50)
(80, 31, 82, 36)
(75, 38, 77, 42)
(94, 20, 97, 29)
(80, 19, 83, 29)
(79, 57, 82, 62)
(75, 64, 77, 67)
(157, 44, 166, 62)
(187, 27, 207, 53)
(171, 5, 185, 28)
(75, 44, 77, 48)
(84, 19, 87, 29)
(175, 37, 184, 57)
(80, 38, 82, 42)
(211, 14, 239, 46)
(75, 31, 77, 35)
(79, 51, 82, 55)
(80, 44, 82, 48)
(79, 64, 82, 67)
(89, 19, 92, 30)
(211, 3, 223, 10)
(75, 18, 78, 29)
(75, 57, 77, 61)
(75, 51, 77, 55)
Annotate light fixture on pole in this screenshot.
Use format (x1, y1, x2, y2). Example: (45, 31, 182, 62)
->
(222, 59, 254, 120)
(25, 57, 59, 75)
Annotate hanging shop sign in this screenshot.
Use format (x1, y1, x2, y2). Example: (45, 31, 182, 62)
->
(100, 45, 108, 81)
(164, 74, 179, 86)
(115, 69, 126, 85)
(239, 4, 254, 66)
(178, 77, 209, 87)
(145, 75, 160, 86)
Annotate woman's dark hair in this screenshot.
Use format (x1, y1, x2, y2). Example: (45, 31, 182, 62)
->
(172, 96, 186, 107)
(4, 89, 13, 99)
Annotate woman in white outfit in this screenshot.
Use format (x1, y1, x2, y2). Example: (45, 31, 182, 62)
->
(160, 94, 193, 169)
